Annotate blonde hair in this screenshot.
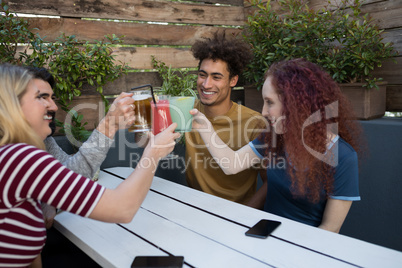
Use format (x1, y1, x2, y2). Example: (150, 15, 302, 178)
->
(0, 64, 45, 149)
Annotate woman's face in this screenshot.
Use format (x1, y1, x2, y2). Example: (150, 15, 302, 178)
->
(261, 76, 285, 134)
(19, 79, 56, 140)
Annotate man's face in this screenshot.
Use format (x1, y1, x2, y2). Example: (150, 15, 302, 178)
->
(196, 58, 238, 107)
(33, 79, 58, 137)
(20, 79, 57, 140)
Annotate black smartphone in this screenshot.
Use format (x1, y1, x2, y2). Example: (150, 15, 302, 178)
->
(131, 256, 184, 268)
(245, 219, 281, 238)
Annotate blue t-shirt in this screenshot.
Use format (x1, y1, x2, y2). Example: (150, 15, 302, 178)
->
(250, 136, 360, 227)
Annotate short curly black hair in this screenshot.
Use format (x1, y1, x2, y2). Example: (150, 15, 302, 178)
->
(25, 66, 55, 89)
(191, 30, 253, 78)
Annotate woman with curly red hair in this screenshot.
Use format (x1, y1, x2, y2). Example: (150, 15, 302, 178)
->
(191, 58, 362, 233)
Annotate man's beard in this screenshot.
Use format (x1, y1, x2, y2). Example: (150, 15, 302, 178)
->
(48, 111, 56, 137)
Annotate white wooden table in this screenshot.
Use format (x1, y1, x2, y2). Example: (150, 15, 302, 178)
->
(54, 167, 402, 268)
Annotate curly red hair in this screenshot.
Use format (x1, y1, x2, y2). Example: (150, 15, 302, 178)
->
(263, 58, 363, 203)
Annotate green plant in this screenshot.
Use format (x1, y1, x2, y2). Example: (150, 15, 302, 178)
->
(56, 110, 92, 151)
(151, 56, 197, 97)
(0, 2, 42, 65)
(0, 3, 128, 142)
(243, 0, 398, 90)
(45, 34, 128, 108)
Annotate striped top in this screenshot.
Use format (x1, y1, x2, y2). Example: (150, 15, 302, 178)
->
(0, 143, 105, 267)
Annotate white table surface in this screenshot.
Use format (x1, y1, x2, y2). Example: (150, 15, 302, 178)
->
(54, 167, 402, 268)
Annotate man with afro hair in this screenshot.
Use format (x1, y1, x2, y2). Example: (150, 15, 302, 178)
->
(185, 30, 267, 207)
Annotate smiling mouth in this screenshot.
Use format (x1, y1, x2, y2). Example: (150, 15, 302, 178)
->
(44, 112, 55, 120)
(202, 90, 216, 95)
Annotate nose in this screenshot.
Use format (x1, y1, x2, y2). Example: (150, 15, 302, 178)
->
(261, 102, 269, 118)
(202, 76, 212, 89)
(47, 98, 58, 112)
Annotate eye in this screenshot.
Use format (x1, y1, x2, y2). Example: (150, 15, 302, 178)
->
(265, 99, 274, 105)
(198, 72, 206, 78)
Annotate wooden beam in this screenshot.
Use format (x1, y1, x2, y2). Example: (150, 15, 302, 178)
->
(7, 0, 245, 26)
(26, 17, 242, 46)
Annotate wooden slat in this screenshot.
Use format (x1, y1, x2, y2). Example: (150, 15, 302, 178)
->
(103, 72, 164, 95)
(54, 212, 169, 268)
(190, 0, 244, 6)
(112, 47, 197, 69)
(16, 45, 197, 69)
(372, 56, 402, 85)
(308, 0, 383, 11)
(360, 0, 402, 30)
(6, 0, 245, 26)
(382, 28, 402, 56)
(26, 17, 241, 46)
(386, 85, 402, 112)
(101, 71, 248, 96)
(244, 82, 402, 114)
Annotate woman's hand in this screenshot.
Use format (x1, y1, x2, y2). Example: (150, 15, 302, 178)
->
(190, 109, 211, 131)
(144, 123, 181, 159)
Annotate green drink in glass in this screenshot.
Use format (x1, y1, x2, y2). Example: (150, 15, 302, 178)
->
(169, 96, 196, 132)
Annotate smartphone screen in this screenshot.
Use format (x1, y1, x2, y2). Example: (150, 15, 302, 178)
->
(131, 256, 184, 268)
(245, 219, 281, 238)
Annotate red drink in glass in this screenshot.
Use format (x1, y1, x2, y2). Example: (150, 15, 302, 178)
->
(151, 99, 173, 135)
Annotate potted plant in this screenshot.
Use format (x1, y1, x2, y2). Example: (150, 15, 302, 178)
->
(243, 0, 398, 119)
(151, 56, 197, 98)
(151, 56, 197, 143)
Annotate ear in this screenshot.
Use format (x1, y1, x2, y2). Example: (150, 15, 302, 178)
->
(230, 75, 239, 88)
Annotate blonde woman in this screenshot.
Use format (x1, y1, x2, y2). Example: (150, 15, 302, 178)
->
(0, 64, 180, 267)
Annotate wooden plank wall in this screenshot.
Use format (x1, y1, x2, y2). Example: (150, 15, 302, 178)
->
(6, 0, 244, 94)
(4, 0, 245, 129)
(5, 0, 401, 113)
(244, 0, 402, 112)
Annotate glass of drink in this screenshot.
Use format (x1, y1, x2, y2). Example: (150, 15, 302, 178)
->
(129, 88, 153, 133)
(151, 95, 178, 160)
(169, 96, 196, 132)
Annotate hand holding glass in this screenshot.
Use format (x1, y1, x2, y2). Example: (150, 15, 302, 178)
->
(169, 96, 196, 132)
(151, 95, 178, 159)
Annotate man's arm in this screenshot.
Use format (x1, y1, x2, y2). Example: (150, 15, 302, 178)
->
(44, 130, 112, 179)
(46, 92, 135, 178)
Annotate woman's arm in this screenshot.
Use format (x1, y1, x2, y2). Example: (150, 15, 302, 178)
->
(191, 109, 262, 175)
(89, 123, 180, 223)
(318, 198, 353, 233)
(245, 169, 267, 209)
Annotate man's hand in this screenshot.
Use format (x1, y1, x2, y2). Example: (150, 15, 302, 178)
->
(97, 92, 136, 138)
